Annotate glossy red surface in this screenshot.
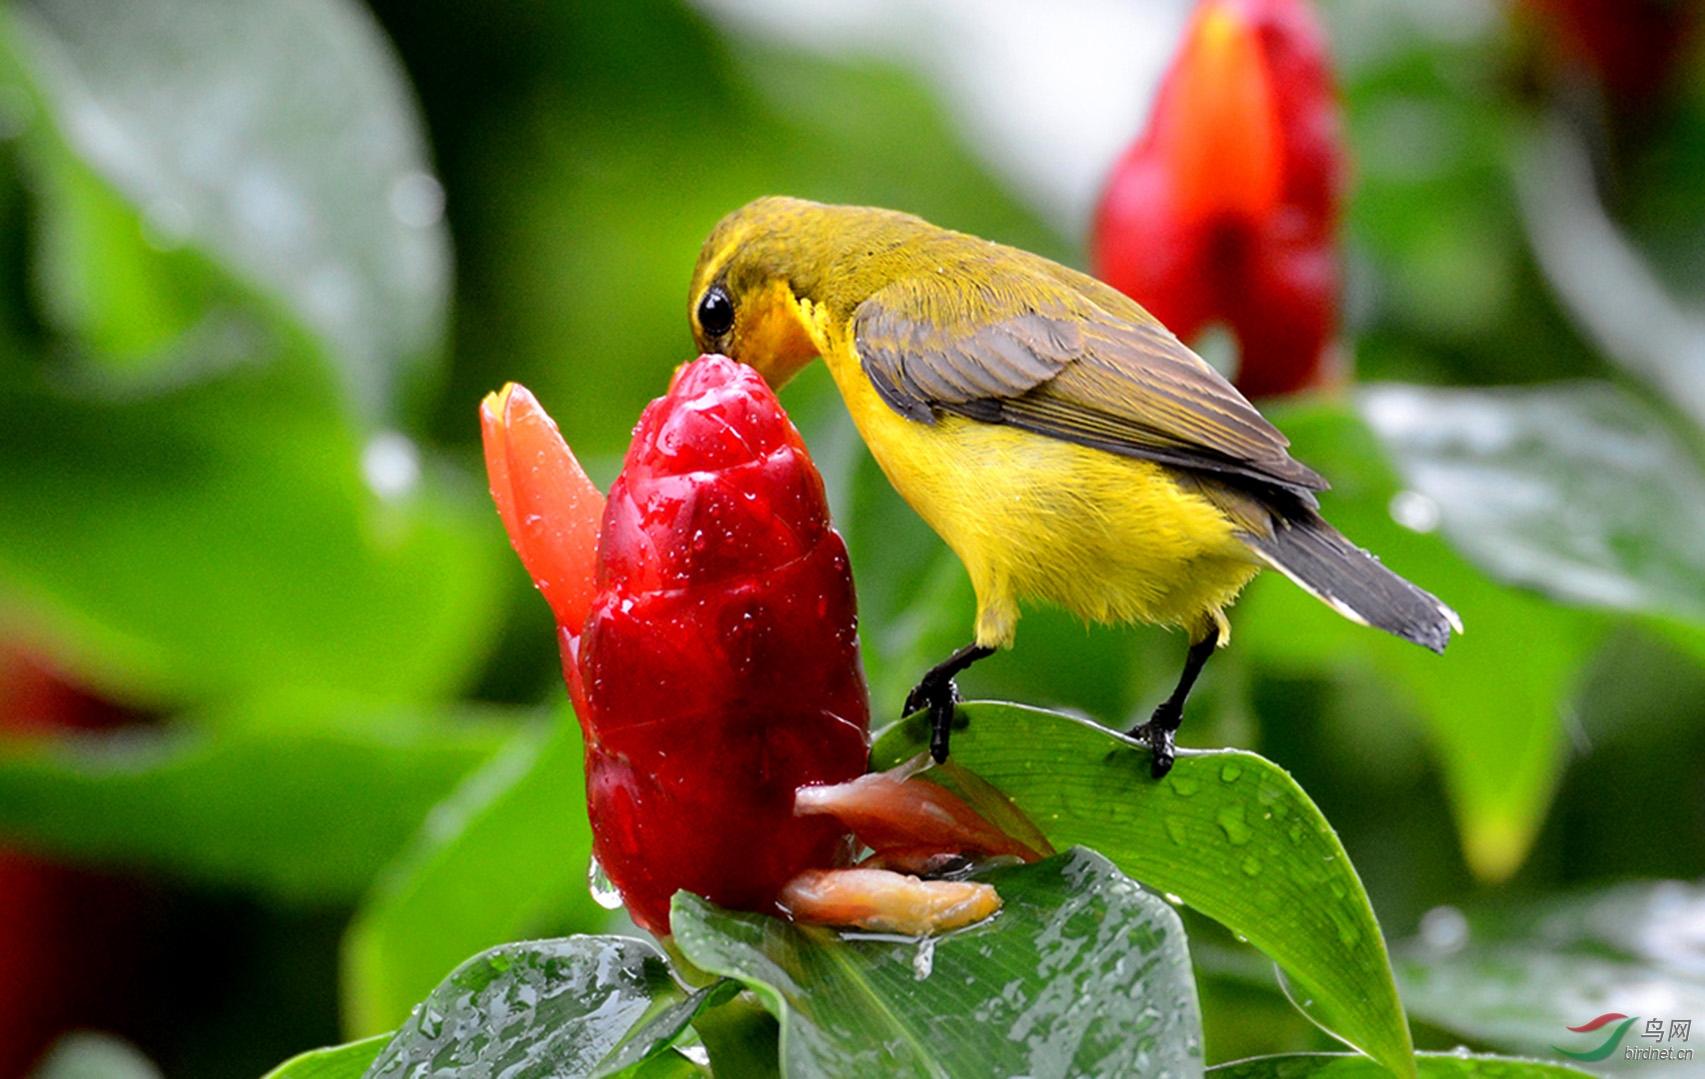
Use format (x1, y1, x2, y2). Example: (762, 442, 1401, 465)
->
(1092, 0, 1344, 398)
(484, 356, 871, 934)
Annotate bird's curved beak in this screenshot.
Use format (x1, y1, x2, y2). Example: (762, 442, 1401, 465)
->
(732, 278, 822, 391)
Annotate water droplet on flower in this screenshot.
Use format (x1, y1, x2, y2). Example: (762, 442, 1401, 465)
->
(588, 858, 623, 910)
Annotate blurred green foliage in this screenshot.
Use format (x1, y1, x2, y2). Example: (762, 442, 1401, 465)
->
(0, 0, 1701, 1075)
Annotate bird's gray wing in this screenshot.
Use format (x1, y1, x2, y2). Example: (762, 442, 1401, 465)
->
(852, 271, 1326, 498)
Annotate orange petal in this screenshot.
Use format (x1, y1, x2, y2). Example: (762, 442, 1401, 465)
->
(795, 767, 1046, 863)
(479, 383, 606, 635)
(778, 867, 1001, 935)
(1162, 0, 1282, 223)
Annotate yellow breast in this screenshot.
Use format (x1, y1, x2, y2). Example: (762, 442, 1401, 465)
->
(807, 311, 1260, 649)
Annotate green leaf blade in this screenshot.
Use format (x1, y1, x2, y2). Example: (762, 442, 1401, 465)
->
(1360, 381, 1705, 625)
(260, 1036, 389, 1079)
(671, 848, 1204, 1079)
(363, 937, 701, 1079)
(873, 704, 1415, 1079)
(9, 0, 450, 419)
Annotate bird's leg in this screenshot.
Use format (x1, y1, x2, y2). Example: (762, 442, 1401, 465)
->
(1127, 625, 1220, 779)
(904, 642, 996, 763)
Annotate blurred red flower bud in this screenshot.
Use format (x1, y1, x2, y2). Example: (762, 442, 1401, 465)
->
(481, 357, 870, 934)
(1519, 0, 1703, 107)
(0, 648, 150, 1076)
(1092, 0, 1345, 398)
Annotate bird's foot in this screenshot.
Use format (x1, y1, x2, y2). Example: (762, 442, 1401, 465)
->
(1127, 700, 1184, 780)
(904, 670, 961, 764)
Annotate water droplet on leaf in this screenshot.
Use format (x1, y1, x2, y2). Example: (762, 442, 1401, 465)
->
(1215, 805, 1252, 845)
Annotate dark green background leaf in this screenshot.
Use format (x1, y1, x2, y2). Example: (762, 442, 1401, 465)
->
(1396, 879, 1705, 1074)
(0, 705, 505, 900)
(1360, 381, 1705, 625)
(343, 714, 601, 1037)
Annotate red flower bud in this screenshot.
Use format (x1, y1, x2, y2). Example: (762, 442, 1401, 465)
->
(482, 357, 870, 935)
(1092, 0, 1345, 398)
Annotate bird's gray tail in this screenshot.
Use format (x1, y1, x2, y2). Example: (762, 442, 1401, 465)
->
(1241, 510, 1461, 653)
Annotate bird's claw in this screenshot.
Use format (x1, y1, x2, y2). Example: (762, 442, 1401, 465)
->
(904, 672, 961, 764)
(1128, 700, 1183, 780)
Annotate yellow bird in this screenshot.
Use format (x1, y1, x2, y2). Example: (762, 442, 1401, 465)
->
(689, 196, 1459, 777)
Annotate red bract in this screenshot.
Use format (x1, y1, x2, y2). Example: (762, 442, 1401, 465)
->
(1092, 0, 1345, 398)
(482, 357, 870, 935)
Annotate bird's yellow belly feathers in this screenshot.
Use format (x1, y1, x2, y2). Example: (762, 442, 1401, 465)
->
(817, 336, 1261, 649)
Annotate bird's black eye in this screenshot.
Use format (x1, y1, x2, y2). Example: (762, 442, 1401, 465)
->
(697, 284, 734, 338)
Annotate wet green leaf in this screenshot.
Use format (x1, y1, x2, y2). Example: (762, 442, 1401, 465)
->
(0, 706, 505, 900)
(1360, 381, 1705, 625)
(591, 980, 739, 1079)
(1208, 1052, 1600, 1079)
(671, 847, 1204, 1079)
(363, 937, 707, 1079)
(343, 713, 602, 1037)
(1395, 879, 1705, 1074)
(873, 703, 1414, 1079)
(259, 1036, 388, 1079)
(7, 0, 449, 420)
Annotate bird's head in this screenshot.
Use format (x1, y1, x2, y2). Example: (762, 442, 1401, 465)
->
(689, 196, 836, 391)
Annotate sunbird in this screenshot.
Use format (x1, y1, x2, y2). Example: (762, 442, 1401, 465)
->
(688, 196, 1459, 777)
